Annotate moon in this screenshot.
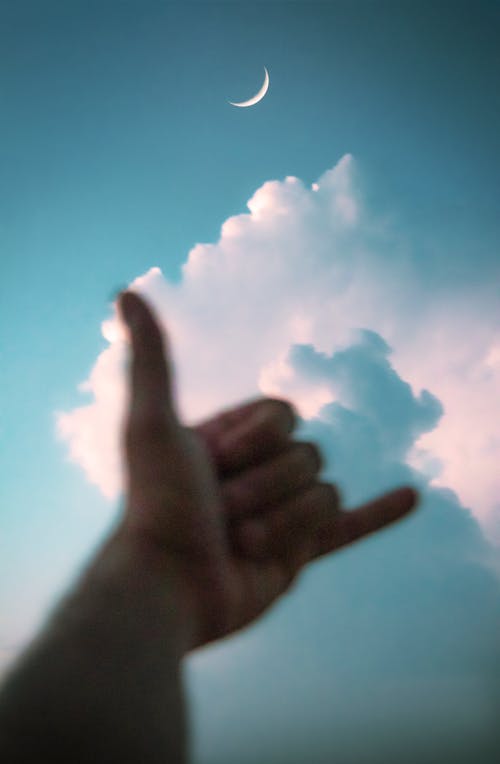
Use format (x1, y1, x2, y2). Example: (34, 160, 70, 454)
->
(229, 67, 270, 108)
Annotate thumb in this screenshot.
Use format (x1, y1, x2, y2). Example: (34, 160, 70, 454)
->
(119, 289, 184, 516)
(119, 290, 178, 427)
(117, 291, 222, 555)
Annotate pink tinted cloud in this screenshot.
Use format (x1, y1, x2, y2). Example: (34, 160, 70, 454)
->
(55, 155, 500, 544)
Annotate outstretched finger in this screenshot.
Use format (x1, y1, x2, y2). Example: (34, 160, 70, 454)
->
(312, 486, 419, 558)
(231, 484, 418, 568)
(119, 290, 177, 425)
(118, 291, 182, 511)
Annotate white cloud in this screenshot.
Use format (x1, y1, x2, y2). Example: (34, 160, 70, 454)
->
(394, 295, 500, 545)
(185, 335, 500, 761)
(55, 155, 500, 546)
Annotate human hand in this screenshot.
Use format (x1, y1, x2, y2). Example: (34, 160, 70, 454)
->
(117, 291, 418, 654)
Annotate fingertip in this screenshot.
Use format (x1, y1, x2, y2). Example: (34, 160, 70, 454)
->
(260, 397, 298, 435)
(398, 486, 420, 511)
(118, 290, 142, 329)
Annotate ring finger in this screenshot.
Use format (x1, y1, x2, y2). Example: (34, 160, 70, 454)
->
(222, 441, 323, 521)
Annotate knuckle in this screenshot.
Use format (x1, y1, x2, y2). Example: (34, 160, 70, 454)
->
(266, 398, 298, 433)
(297, 441, 323, 473)
(315, 481, 341, 507)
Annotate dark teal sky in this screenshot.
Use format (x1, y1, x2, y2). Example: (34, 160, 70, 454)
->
(2, 1, 499, 288)
(1, 2, 499, 762)
(2, 0, 499, 442)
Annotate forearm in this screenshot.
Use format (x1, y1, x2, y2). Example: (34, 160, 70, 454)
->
(0, 529, 192, 763)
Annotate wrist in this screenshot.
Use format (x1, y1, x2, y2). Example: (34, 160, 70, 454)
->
(0, 526, 192, 762)
(52, 525, 197, 661)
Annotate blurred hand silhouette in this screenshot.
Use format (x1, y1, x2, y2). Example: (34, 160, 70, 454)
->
(118, 291, 418, 653)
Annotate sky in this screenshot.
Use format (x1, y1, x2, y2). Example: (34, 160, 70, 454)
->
(1, 1, 500, 762)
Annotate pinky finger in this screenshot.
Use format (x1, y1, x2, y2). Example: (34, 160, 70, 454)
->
(312, 486, 419, 559)
(231, 484, 419, 569)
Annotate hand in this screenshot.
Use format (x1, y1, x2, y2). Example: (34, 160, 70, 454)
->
(117, 291, 418, 654)
(191, 394, 317, 554)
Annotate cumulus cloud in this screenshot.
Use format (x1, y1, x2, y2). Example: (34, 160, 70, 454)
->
(288, 330, 443, 465)
(55, 154, 500, 546)
(186, 334, 500, 764)
(52, 166, 500, 761)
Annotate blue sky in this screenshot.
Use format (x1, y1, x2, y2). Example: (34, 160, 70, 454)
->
(1, 2, 500, 761)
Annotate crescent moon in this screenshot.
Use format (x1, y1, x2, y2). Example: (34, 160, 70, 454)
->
(229, 67, 270, 108)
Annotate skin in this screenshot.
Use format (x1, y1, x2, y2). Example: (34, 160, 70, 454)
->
(0, 290, 419, 762)
(118, 290, 419, 651)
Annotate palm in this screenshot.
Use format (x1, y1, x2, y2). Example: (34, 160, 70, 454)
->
(190, 406, 416, 649)
(224, 551, 297, 639)
(184, 401, 322, 647)
(136, 421, 300, 650)
(185, 429, 302, 648)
